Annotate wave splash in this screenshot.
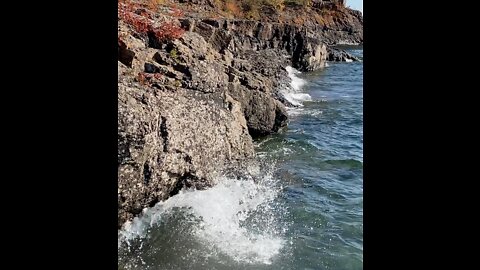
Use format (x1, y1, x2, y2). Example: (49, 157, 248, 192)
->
(281, 66, 311, 107)
(118, 171, 286, 268)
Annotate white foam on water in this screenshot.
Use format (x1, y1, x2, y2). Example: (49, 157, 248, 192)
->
(118, 173, 285, 265)
(310, 110, 323, 117)
(281, 66, 311, 107)
(285, 66, 305, 91)
(254, 137, 275, 148)
(282, 147, 294, 155)
(286, 106, 305, 116)
(345, 59, 353, 63)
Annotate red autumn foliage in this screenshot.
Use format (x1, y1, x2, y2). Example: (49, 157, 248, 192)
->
(170, 7, 184, 17)
(119, 2, 150, 33)
(137, 72, 163, 85)
(138, 8, 153, 19)
(118, 1, 185, 42)
(121, 11, 150, 33)
(153, 22, 184, 42)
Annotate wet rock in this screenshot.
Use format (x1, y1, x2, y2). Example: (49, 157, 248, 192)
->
(327, 47, 361, 62)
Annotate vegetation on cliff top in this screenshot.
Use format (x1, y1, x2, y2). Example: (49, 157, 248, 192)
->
(118, 1, 185, 40)
(118, 0, 350, 24)
(211, 0, 347, 20)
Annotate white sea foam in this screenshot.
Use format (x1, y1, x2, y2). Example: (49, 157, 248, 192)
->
(118, 173, 285, 265)
(345, 59, 353, 63)
(286, 106, 305, 116)
(281, 66, 311, 107)
(287, 107, 323, 118)
(285, 66, 306, 91)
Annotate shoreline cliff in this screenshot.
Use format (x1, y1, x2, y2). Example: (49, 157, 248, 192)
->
(118, 0, 363, 228)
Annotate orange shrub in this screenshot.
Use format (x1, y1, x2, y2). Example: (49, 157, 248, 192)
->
(263, 0, 285, 11)
(293, 15, 305, 25)
(225, 0, 243, 17)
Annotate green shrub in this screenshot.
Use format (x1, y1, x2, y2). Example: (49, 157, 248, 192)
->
(169, 48, 178, 59)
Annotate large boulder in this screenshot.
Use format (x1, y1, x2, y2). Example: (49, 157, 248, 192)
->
(118, 79, 254, 227)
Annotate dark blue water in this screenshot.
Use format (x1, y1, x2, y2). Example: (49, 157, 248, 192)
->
(118, 48, 363, 270)
(255, 48, 363, 269)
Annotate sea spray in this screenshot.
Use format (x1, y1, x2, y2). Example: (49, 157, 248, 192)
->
(118, 170, 287, 268)
(281, 66, 311, 107)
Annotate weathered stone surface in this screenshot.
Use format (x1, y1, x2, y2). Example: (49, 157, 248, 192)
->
(293, 37, 328, 71)
(118, 78, 254, 227)
(327, 46, 361, 62)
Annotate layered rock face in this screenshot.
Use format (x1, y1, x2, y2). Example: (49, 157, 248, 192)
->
(309, 0, 363, 45)
(118, 19, 298, 227)
(118, 62, 254, 226)
(177, 0, 363, 45)
(118, 1, 362, 228)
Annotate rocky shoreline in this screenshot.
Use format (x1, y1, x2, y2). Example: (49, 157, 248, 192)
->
(118, 0, 363, 228)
